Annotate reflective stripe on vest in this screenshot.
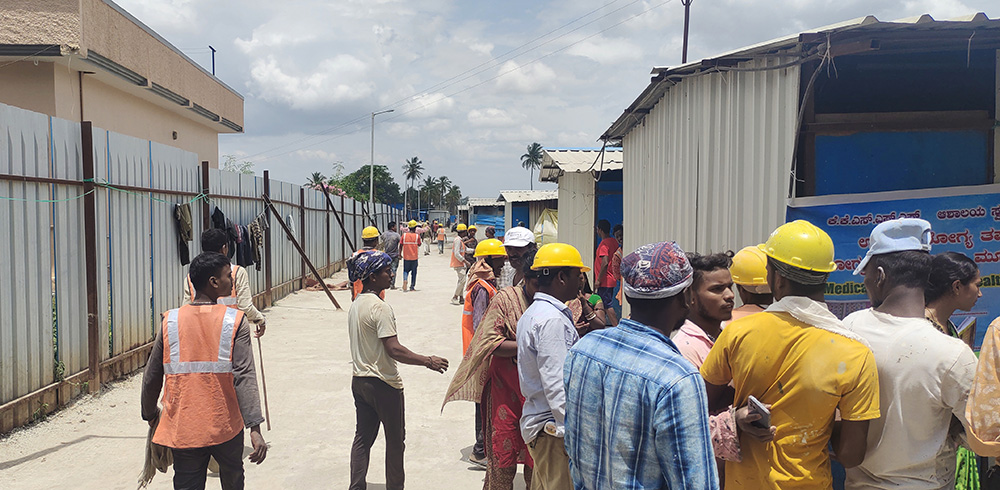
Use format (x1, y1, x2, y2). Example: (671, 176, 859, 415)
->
(163, 307, 238, 374)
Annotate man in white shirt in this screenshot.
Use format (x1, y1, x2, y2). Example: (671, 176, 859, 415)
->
(517, 243, 587, 490)
(844, 218, 977, 490)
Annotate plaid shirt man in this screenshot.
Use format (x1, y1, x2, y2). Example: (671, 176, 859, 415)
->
(564, 318, 719, 490)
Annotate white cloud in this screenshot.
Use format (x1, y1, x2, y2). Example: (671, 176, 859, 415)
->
(494, 60, 557, 93)
(294, 149, 341, 162)
(400, 92, 456, 118)
(566, 36, 643, 64)
(117, 0, 198, 32)
(247, 55, 373, 109)
(467, 108, 517, 127)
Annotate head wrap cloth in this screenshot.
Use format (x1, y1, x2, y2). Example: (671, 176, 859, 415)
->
(621, 241, 694, 300)
(347, 250, 392, 283)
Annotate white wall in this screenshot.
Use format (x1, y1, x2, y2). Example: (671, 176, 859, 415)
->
(557, 172, 596, 275)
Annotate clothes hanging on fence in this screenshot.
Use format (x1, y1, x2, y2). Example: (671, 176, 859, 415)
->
(211, 206, 227, 230)
(173, 203, 193, 265)
(249, 220, 264, 271)
(236, 225, 256, 268)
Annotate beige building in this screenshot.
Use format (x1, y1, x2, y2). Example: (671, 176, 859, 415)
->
(0, 0, 243, 167)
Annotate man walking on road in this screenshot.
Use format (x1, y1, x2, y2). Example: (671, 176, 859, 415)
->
(347, 250, 449, 490)
(517, 243, 588, 490)
(844, 219, 977, 490)
(564, 241, 719, 489)
(184, 229, 266, 337)
(382, 222, 402, 290)
(451, 224, 471, 305)
(143, 252, 268, 490)
(401, 220, 422, 292)
(437, 225, 447, 254)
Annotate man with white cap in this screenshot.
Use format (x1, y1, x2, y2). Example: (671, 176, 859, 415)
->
(564, 241, 719, 489)
(499, 226, 537, 289)
(843, 218, 977, 490)
(701, 220, 879, 489)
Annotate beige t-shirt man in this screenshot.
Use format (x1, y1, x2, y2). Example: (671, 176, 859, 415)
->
(348, 292, 403, 389)
(843, 308, 977, 490)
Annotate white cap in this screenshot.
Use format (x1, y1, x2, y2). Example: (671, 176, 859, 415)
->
(854, 218, 932, 275)
(504, 227, 534, 248)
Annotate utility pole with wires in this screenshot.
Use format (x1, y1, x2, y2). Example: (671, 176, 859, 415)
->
(209, 45, 216, 75)
(681, 0, 693, 63)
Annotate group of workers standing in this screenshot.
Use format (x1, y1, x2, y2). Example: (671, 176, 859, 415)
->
(138, 212, 1000, 490)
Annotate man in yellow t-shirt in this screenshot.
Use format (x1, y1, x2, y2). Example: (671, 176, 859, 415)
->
(701, 220, 880, 489)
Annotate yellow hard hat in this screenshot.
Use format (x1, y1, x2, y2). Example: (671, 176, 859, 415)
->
(469, 225, 477, 231)
(362, 226, 380, 240)
(456, 223, 468, 232)
(730, 246, 768, 286)
(531, 243, 591, 272)
(474, 238, 508, 257)
(758, 220, 836, 273)
(408, 220, 418, 228)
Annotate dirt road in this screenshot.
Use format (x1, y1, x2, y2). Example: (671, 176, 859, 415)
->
(0, 244, 524, 489)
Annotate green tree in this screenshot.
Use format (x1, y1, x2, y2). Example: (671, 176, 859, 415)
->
(444, 184, 463, 214)
(332, 164, 401, 204)
(222, 154, 255, 174)
(520, 142, 543, 190)
(306, 172, 327, 188)
(402, 156, 424, 217)
(435, 176, 451, 208)
(421, 176, 438, 207)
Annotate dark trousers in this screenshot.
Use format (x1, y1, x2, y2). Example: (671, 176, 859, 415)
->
(171, 430, 245, 490)
(389, 257, 400, 287)
(402, 260, 418, 288)
(351, 377, 405, 490)
(473, 402, 485, 458)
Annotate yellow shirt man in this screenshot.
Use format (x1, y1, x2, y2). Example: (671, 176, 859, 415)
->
(701, 311, 880, 489)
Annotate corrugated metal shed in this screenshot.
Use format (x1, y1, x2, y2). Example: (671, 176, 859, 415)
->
(607, 12, 1000, 265)
(498, 190, 558, 202)
(540, 149, 624, 182)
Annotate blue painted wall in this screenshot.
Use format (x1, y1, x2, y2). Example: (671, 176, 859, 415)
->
(814, 130, 990, 196)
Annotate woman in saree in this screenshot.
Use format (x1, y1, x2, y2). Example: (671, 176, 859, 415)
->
(443, 251, 538, 489)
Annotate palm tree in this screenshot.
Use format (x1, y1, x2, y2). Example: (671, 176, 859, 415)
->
(445, 184, 462, 214)
(402, 157, 423, 218)
(421, 176, 438, 207)
(436, 176, 451, 208)
(306, 172, 327, 189)
(520, 142, 543, 190)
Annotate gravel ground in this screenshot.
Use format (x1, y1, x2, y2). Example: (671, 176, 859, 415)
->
(0, 244, 526, 489)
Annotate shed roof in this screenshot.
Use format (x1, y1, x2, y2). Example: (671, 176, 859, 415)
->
(540, 148, 624, 182)
(467, 197, 503, 208)
(603, 12, 1000, 140)
(498, 190, 558, 202)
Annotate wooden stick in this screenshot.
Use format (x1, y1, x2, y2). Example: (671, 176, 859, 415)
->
(256, 335, 271, 431)
(262, 194, 342, 309)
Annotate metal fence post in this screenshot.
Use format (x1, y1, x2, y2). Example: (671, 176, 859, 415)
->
(353, 199, 358, 253)
(200, 161, 210, 230)
(81, 121, 101, 394)
(263, 171, 273, 307)
(299, 187, 306, 289)
(340, 195, 346, 263)
(325, 195, 331, 272)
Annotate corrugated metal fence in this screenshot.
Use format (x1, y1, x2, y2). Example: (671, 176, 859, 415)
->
(0, 102, 401, 432)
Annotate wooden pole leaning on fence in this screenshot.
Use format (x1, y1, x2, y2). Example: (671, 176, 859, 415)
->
(81, 121, 102, 394)
(322, 188, 356, 252)
(256, 336, 271, 431)
(261, 194, 342, 310)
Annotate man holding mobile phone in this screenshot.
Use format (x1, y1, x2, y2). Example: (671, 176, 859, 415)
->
(700, 221, 880, 489)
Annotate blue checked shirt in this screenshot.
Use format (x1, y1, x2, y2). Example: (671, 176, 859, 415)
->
(564, 319, 719, 490)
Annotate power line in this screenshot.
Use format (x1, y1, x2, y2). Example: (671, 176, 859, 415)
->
(258, 0, 676, 161)
(243, 0, 641, 161)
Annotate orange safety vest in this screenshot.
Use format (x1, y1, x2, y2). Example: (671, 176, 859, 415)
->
(153, 304, 245, 449)
(437, 228, 446, 242)
(402, 232, 421, 261)
(450, 237, 466, 268)
(187, 265, 240, 307)
(462, 279, 497, 354)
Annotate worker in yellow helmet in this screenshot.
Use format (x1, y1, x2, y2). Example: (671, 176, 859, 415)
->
(516, 243, 588, 487)
(701, 220, 879, 490)
(727, 246, 774, 323)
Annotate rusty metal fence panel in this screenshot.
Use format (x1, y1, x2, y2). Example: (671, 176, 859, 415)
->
(0, 104, 55, 406)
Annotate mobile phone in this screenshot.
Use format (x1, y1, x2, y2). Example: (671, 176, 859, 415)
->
(747, 395, 771, 429)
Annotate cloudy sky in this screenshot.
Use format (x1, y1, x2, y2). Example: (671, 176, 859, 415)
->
(117, 0, 999, 199)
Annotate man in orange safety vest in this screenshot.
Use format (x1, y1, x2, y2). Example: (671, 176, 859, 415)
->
(401, 220, 423, 292)
(143, 251, 268, 489)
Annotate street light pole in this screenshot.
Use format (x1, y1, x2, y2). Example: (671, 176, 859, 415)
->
(370, 109, 394, 208)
